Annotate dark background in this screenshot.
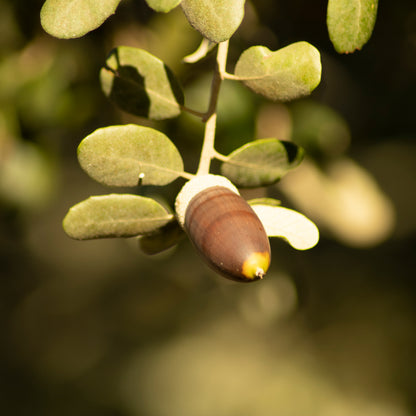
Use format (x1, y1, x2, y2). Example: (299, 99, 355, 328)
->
(1, 0, 415, 415)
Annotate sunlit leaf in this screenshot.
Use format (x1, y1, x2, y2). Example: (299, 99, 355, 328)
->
(40, 0, 121, 39)
(252, 204, 319, 250)
(139, 219, 185, 254)
(234, 42, 321, 101)
(145, 0, 182, 12)
(181, 0, 245, 43)
(78, 124, 184, 187)
(278, 158, 395, 247)
(220, 138, 304, 187)
(100, 47, 184, 120)
(63, 194, 174, 240)
(327, 0, 378, 53)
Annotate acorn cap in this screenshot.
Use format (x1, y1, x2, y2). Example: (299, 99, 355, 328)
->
(175, 174, 239, 228)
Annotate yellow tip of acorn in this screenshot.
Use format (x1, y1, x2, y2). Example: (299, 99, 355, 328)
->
(241, 251, 271, 280)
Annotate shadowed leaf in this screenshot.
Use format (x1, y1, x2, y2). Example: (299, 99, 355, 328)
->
(327, 0, 378, 53)
(41, 0, 121, 39)
(100, 47, 184, 120)
(78, 124, 184, 187)
(139, 219, 185, 254)
(234, 42, 321, 101)
(220, 138, 304, 187)
(63, 194, 174, 240)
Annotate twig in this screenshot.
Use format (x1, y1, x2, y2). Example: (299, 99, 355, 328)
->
(196, 41, 229, 175)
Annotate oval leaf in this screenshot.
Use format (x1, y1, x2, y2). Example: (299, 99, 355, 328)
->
(234, 42, 321, 101)
(327, 0, 378, 53)
(181, 0, 245, 43)
(251, 204, 319, 250)
(145, 0, 182, 12)
(78, 124, 184, 187)
(40, 0, 121, 39)
(0, 142, 55, 209)
(139, 219, 185, 255)
(279, 158, 395, 247)
(220, 138, 304, 188)
(63, 194, 174, 240)
(290, 100, 351, 158)
(100, 47, 184, 120)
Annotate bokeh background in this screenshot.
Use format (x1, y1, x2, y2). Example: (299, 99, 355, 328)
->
(1, 0, 415, 415)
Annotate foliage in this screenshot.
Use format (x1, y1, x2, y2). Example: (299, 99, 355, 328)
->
(41, 0, 122, 39)
(39, 0, 383, 277)
(220, 138, 304, 187)
(180, 0, 245, 42)
(77, 124, 184, 187)
(234, 42, 321, 101)
(3, 1, 416, 415)
(100, 47, 184, 119)
(327, 0, 378, 53)
(63, 194, 174, 239)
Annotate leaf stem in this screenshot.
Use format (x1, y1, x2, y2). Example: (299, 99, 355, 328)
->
(179, 105, 206, 118)
(212, 150, 229, 162)
(196, 41, 229, 175)
(222, 72, 244, 80)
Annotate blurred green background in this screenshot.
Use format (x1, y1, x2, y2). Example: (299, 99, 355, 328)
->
(1, 0, 415, 415)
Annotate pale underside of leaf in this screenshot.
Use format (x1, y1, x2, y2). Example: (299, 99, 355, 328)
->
(183, 38, 216, 63)
(252, 204, 319, 250)
(63, 194, 174, 240)
(41, 0, 121, 39)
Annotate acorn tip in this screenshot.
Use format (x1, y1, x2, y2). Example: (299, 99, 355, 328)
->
(256, 268, 265, 279)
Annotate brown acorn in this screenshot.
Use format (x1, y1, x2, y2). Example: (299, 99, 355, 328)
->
(175, 175, 271, 282)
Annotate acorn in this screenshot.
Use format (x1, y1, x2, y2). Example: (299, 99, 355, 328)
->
(175, 175, 271, 282)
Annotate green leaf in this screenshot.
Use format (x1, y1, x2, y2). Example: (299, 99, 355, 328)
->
(248, 198, 281, 207)
(78, 124, 184, 187)
(145, 0, 182, 12)
(63, 194, 174, 240)
(100, 47, 184, 120)
(251, 204, 319, 250)
(220, 138, 304, 188)
(139, 219, 185, 254)
(0, 142, 55, 210)
(180, 0, 245, 43)
(290, 100, 351, 158)
(234, 42, 322, 101)
(40, 0, 121, 39)
(327, 0, 378, 53)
